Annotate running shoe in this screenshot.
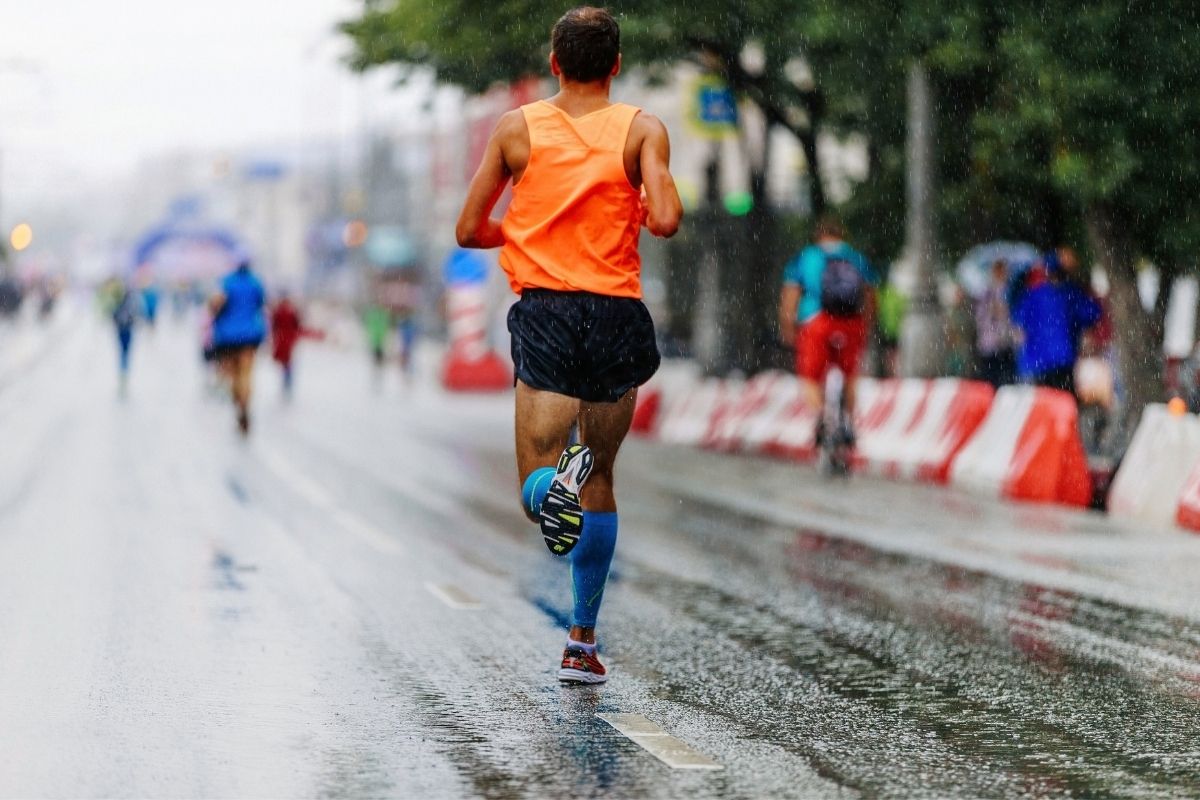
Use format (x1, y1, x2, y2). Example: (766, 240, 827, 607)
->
(557, 645, 607, 684)
(539, 443, 594, 556)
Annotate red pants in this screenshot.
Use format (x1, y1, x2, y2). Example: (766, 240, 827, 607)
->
(796, 312, 866, 382)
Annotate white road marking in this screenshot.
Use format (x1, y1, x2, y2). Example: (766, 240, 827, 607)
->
(259, 449, 335, 508)
(259, 448, 404, 555)
(329, 508, 405, 555)
(424, 582, 483, 610)
(376, 470, 460, 518)
(597, 713, 723, 771)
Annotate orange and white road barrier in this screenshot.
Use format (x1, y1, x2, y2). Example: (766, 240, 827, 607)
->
(949, 386, 1091, 506)
(1107, 403, 1200, 530)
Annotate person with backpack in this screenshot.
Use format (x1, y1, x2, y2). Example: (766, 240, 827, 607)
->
(779, 216, 876, 442)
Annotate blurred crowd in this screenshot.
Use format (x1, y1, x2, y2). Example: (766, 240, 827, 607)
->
(947, 246, 1117, 458)
(952, 247, 1107, 401)
(781, 224, 1122, 461)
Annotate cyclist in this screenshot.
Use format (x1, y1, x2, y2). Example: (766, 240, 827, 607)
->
(779, 216, 876, 447)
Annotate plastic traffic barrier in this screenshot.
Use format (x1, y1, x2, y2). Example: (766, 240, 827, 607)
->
(630, 361, 700, 435)
(763, 391, 822, 461)
(949, 386, 1091, 506)
(1175, 461, 1200, 532)
(854, 379, 931, 475)
(856, 379, 994, 483)
(705, 371, 793, 451)
(739, 376, 807, 454)
(656, 377, 739, 447)
(1108, 404, 1200, 528)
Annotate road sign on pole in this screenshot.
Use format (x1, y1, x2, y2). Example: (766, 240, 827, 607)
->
(687, 75, 738, 140)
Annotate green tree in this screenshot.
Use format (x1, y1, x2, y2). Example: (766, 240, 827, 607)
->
(976, 0, 1200, 430)
(800, 0, 1196, 426)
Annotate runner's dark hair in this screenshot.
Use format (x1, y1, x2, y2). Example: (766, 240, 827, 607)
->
(551, 7, 620, 83)
(814, 214, 845, 241)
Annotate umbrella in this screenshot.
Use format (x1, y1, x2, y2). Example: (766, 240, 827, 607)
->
(956, 241, 1039, 298)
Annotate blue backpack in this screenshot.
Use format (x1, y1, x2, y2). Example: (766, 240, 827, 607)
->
(820, 255, 866, 317)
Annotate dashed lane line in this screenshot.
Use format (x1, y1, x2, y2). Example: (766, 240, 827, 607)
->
(596, 713, 724, 771)
(327, 507, 405, 555)
(258, 447, 404, 556)
(424, 582, 484, 610)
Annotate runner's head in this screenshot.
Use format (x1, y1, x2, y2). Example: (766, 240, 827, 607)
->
(813, 214, 845, 243)
(550, 7, 620, 84)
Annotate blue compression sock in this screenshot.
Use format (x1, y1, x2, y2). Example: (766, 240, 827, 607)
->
(570, 511, 618, 628)
(521, 466, 556, 517)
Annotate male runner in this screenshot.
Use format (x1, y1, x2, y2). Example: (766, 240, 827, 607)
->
(210, 258, 267, 435)
(456, 6, 682, 684)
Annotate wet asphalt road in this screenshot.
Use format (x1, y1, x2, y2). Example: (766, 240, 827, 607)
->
(4, 309, 1200, 799)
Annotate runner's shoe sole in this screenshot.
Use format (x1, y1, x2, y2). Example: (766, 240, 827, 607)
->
(539, 444, 594, 556)
(557, 646, 608, 684)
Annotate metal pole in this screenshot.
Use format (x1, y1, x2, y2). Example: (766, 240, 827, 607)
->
(897, 61, 944, 377)
(694, 144, 723, 375)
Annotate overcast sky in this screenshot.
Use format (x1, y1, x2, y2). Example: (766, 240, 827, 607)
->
(1, 0, 419, 216)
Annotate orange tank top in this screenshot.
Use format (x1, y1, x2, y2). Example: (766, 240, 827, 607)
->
(500, 100, 643, 298)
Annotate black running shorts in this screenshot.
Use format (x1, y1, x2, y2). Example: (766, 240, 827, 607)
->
(507, 289, 660, 403)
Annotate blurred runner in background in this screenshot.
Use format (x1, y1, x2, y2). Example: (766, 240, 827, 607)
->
(370, 267, 424, 383)
(269, 292, 310, 399)
(210, 259, 266, 435)
(140, 283, 160, 330)
(107, 280, 140, 395)
(391, 279, 422, 380)
(455, 7, 682, 684)
(363, 304, 390, 387)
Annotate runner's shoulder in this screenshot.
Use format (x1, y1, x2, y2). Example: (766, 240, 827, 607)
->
(494, 109, 529, 142)
(629, 111, 668, 142)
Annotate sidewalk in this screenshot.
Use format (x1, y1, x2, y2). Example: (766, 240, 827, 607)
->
(626, 438, 1200, 623)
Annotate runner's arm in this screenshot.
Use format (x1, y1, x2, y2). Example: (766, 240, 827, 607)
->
(779, 284, 801, 346)
(638, 115, 682, 238)
(455, 117, 515, 249)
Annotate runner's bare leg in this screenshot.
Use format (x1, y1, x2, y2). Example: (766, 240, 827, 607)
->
(515, 381, 579, 518)
(567, 386, 637, 643)
(577, 388, 637, 513)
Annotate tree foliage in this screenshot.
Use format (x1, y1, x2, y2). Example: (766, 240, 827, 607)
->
(342, 0, 1200, 263)
(341, 1, 553, 93)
